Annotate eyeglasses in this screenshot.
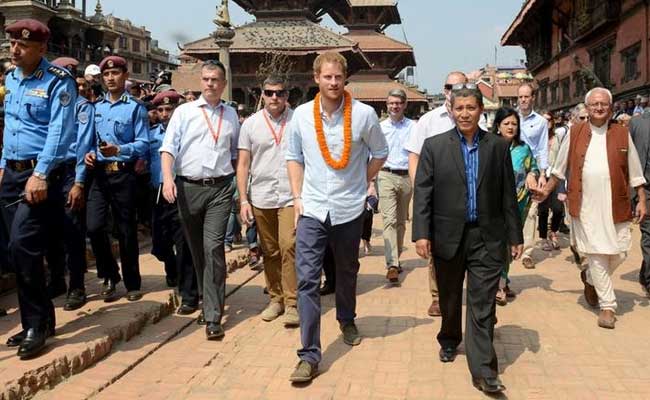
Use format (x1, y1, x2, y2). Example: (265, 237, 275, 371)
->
(587, 102, 610, 109)
(263, 89, 288, 97)
(387, 101, 404, 106)
(578, 116, 588, 120)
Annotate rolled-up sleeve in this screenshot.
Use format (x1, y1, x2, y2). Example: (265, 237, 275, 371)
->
(551, 131, 570, 180)
(159, 107, 182, 158)
(285, 118, 304, 163)
(365, 112, 389, 159)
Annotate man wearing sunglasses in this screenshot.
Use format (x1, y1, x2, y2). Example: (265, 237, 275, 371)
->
(236, 76, 298, 327)
(404, 71, 486, 318)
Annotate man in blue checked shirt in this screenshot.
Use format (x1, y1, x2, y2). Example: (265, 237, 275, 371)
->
(84, 55, 149, 303)
(44, 63, 95, 311)
(0, 19, 77, 360)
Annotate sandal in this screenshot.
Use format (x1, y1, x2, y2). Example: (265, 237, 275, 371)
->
(522, 255, 535, 269)
(496, 289, 507, 306)
(549, 232, 560, 250)
(504, 285, 517, 299)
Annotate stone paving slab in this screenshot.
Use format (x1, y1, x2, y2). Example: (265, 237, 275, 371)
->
(0, 240, 259, 400)
(28, 219, 650, 399)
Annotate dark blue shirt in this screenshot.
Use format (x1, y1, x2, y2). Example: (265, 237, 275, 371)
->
(457, 129, 480, 222)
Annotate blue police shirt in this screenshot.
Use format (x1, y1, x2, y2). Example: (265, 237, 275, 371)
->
(92, 92, 149, 162)
(148, 123, 165, 186)
(65, 98, 95, 183)
(1, 57, 77, 175)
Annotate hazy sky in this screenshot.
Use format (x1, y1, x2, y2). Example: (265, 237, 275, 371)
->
(99, 0, 526, 93)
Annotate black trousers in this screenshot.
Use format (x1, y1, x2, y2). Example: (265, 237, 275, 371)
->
(434, 224, 502, 379)
(537, 190, 564, 239)
(86, 168, 141, 291)
(45, 163, 87, 292)
(0, 165, 65, 331)
(151, 186, 198, 306)
(639, 191, 650, 287)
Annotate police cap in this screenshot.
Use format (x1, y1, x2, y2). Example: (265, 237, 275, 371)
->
(5, 19, 51, 42)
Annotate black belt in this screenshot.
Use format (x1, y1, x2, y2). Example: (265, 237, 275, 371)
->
(178, 174, 233, 186)
(98, 161, 134, 174)
(381, 167, 409, 176)
(6, 159, 37, 172)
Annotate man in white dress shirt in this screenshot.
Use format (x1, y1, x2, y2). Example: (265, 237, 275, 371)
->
(379, 89, 415, 283)
(534, 87, 646, 329)
(160, 60, 240, 340)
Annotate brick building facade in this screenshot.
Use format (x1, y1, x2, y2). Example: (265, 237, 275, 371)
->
(502, 0, 650, 111)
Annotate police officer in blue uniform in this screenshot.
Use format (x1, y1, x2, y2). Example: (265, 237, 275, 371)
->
(45, 58, 95, 310)
(0, 19, 77, 359)
(84, 56, 149, 302)
(149, 90, 198, 313)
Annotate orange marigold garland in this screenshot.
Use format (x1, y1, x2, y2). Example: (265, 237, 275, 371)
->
(313, 90, 352, 170)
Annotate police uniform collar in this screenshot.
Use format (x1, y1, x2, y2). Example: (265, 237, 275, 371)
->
(104, 91, 130, 104)
(19, 57, 48, 80)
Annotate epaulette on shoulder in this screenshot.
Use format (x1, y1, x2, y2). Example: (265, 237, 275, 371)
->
(47, 65, 73, 80)
(130, 96, 145, 106)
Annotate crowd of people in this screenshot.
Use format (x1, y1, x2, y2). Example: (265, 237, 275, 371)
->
(2, 18, 650, 395)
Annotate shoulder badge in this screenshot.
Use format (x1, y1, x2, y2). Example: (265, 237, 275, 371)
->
(121, 94, 129, 103)
(34, 69, 44, 80)
(60, 91, 71, 106)
(78, 110, 89, 124)
(48, 65, 72, 80)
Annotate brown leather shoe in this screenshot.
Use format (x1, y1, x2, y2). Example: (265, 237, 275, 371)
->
(428, 299, 441, 317)
(598, 309, 616, 329)
(386, 266, 399, 283)
(581, 270, 599, 308)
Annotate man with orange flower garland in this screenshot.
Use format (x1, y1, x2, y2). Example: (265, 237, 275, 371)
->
(286, 52, 388, 383)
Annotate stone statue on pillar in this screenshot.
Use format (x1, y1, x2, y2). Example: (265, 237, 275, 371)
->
(212, 0, 235, 101)
(214, 0, 232, 28)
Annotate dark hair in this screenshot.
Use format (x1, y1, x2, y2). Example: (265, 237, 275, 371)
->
(202, 59, 226, 76)
(491, 107, 522, 147)
(450, 88, 483, 108)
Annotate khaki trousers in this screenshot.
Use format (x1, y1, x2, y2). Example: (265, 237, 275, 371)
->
(522, 202, 538, 258)
(253, 206, 297, 307)
(378, 170, 412, 268)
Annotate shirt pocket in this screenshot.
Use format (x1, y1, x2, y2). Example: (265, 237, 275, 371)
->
(114, 118, 133, 140)
(25, 98, 49, 124)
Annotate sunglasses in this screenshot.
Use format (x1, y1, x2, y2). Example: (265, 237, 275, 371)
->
(263, 89, 288, 97)
(444, 83, 478, 91)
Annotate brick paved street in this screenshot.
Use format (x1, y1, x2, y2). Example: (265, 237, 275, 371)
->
(23, 215, 650, 400)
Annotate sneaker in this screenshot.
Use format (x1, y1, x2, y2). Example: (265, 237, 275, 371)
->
(386, 266, 399, 283)
(283, 306, 300, 327)
(289, 360, 318, 383)
(340, 321, 361, 346)
(261, 302, 284, 321)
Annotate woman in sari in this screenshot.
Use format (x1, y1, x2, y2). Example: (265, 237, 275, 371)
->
(492, 107, 539, 305)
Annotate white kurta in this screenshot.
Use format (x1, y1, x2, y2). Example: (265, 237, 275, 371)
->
(552, 123, 646, 255)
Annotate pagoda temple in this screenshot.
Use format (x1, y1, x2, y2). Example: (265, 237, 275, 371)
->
(332, 0, 428, 117)
(174, 0, 426, 115)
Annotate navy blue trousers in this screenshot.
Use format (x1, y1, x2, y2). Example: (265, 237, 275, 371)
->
(0, 165, 65, 331)
(296, 213, 363, 364)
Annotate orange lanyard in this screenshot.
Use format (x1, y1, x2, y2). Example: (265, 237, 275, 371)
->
(262, 110, 287, 145)
(201, 106, 225, 144)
